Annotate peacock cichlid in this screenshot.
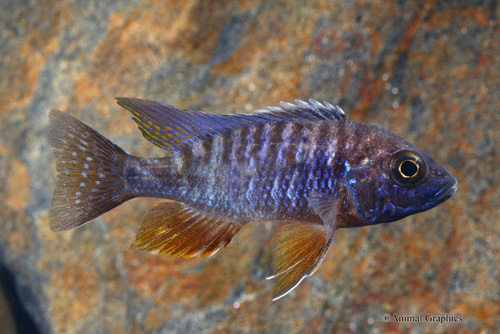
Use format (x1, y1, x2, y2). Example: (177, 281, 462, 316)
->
(48, 98, 457, 300)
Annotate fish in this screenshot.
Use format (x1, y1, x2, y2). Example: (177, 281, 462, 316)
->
(48, 98, 457, 300)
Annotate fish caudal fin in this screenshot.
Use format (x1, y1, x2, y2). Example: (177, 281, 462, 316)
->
(131, 202, 242, 258)
(48, 110, 132, 232)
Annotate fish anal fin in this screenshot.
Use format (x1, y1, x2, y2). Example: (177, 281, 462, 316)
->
(268, 222, 335, 301)
(130, 202, 242, 258)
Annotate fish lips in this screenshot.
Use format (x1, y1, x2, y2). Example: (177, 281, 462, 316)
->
(432, 177, 458, 203)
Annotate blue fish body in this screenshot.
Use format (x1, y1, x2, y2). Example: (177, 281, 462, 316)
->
(48, 98, 457, 300)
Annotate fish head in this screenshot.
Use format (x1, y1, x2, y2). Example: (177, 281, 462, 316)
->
(344, 126, 457, 224)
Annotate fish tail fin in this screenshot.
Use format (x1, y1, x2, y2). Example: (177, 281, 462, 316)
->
(48, 109, 133, 232)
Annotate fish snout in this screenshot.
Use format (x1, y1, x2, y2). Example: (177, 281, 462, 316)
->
(433, 177, 458, 203)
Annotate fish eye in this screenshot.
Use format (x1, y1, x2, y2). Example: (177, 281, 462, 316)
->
(390, 151, 426, 186)
(399, 160, 419, 178)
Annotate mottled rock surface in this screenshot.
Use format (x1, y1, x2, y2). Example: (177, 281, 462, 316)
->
(1, 1, 499, 333)
(0, 284, 16, 334)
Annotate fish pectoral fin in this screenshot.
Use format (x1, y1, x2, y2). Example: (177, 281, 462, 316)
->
(130, 201, 242, 258)
(267, 222, 336, 301)
(307, 192, 339, 232)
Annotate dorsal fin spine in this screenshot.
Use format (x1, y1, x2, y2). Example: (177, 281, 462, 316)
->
(116, 97, 347, 152)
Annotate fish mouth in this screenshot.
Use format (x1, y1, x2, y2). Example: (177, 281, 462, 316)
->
(433, 178, 458, 203)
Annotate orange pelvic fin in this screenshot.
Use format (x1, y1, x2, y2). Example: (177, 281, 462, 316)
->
(268, 192, 338, 300)
(267, 223, 335, 300)
(130, 201, 242, 258)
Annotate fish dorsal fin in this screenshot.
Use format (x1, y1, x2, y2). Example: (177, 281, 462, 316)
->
(116, 98, 253, 151)
(267, 192, 338, 300)
(258, 99, 347, 122)
(130, 201, 242, 258)
(116, 98, 346, 152)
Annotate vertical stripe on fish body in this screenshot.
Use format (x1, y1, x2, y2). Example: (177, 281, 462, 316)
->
(126, 119, 344, 225)
(48, 98, 457, 300)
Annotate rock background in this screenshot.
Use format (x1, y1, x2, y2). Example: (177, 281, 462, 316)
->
(1, 1, 499, 333)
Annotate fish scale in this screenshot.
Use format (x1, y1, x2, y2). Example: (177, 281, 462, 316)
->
(48, 97, 457, 300)
(127, 121, 323, 221)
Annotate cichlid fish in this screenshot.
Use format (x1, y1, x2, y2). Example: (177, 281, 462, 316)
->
(48, 98, 457, 300)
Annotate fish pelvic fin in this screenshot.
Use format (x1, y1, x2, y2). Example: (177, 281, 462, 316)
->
(48, 110, 132, 232)
(267, 222, 336, 301)
(267, 192, 338, 301)
(130, 202, 242, 258)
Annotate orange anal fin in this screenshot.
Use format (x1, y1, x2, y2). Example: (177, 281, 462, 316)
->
(267, 222, 336, 301)
(130, 202, 242, 258)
